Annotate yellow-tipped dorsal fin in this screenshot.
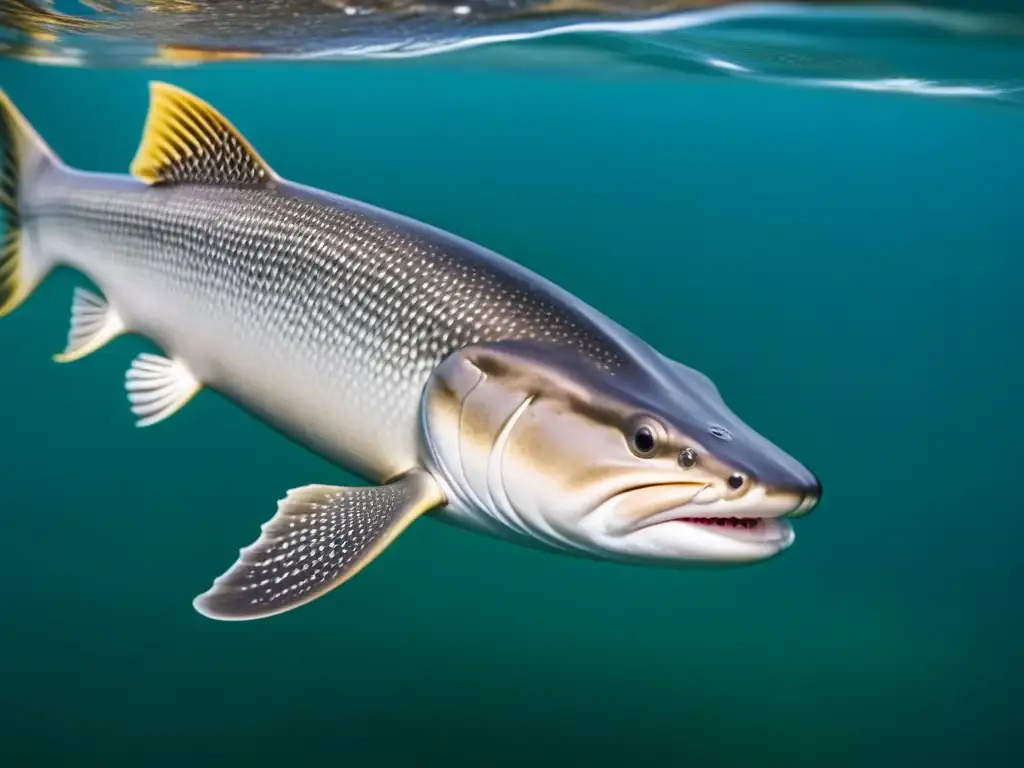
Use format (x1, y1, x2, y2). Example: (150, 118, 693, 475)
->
(130, 81, 277, 187)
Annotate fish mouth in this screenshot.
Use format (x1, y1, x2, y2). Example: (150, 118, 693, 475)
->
(664, 514, 795, 547)
(608, 482, 800, 546)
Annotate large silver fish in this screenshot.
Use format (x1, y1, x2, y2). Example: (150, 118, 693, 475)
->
(0, 81, 821, 621)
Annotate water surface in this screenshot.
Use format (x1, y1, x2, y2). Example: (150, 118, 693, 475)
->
(3, 1, 1024, 105)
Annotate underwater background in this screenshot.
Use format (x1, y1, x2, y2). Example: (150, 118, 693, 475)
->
(0, 12, 1021, 765)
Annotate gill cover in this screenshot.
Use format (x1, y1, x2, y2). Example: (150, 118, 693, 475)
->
(420, 342, 538, 533)
(419, 340, 668, 555)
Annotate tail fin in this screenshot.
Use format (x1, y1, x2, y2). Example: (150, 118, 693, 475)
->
(0, 87, 62, 316)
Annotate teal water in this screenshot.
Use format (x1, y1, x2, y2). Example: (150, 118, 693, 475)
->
(0, 59, 1021, 766)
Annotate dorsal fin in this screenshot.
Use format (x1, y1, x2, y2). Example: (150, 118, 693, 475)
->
(130, 81, 278, 187)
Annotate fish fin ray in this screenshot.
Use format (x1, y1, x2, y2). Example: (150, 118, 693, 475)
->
(0, 85, 61, 317)
(192, 469, 446, 621)
(130, 81, 277, 187)
(124, 352, 201, 427)
(53, 287, 124, 363)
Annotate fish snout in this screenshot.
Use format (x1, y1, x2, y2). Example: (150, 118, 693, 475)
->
(777, 466, 822, 518)
(748, 454, 822, 519)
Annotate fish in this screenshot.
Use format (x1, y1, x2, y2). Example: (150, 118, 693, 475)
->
(0, 81, 822, 621)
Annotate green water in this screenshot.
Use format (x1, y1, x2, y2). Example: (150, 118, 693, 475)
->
(0, 61, 1020, 766)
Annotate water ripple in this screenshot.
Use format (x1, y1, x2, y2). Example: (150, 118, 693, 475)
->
(2, 1, 1022, 105)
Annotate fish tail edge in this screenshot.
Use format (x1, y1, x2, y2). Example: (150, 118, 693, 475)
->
(0, 86, 63, 317)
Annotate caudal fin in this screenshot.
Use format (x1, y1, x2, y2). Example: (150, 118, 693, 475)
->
(0, 87, 62, 316)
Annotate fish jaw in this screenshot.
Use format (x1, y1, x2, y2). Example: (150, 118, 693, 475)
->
(578, 482, 799, 566)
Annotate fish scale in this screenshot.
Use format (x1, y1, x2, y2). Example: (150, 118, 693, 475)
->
(34, 163, 624, 479)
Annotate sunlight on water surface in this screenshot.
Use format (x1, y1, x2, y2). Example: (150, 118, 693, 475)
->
(2, 1, 1023, 105)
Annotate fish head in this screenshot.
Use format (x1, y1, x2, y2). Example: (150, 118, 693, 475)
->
(421, 340, 821, 566)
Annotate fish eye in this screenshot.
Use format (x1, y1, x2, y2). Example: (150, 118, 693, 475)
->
(626, 416, 666, 458)
(631, 426, 657, 457)
(678, 448, 697, 468)
(727, 473, 745, 490)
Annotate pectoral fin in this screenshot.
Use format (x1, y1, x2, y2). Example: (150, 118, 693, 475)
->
(193, 469, 446, 621)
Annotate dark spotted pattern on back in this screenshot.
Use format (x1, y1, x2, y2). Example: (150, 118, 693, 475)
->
(32, 177, 627, 475)
(42, 182, 623, 374)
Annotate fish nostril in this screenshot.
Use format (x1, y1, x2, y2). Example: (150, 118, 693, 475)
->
(727, 473, 744, 490)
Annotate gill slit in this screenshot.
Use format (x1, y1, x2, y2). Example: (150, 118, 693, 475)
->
(483, 392, 535, 538)
(447, 367, 486, 513)
(486, 395, 591, 556)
